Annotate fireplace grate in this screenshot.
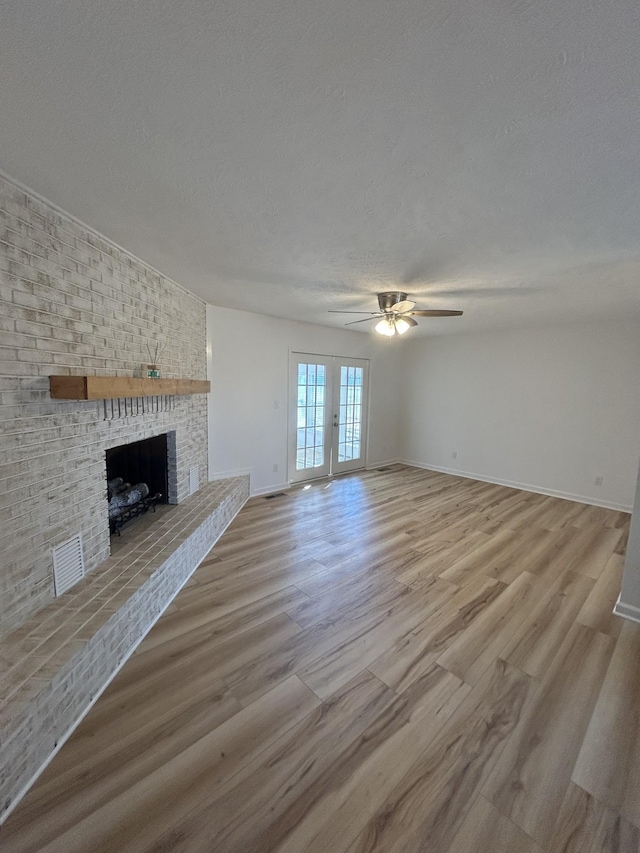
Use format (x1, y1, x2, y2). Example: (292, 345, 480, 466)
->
(109, 493, 162, 536)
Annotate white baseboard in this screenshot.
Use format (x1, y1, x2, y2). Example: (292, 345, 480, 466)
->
(366, 458, 402, 470)
(613, 595, 640, 624)
(399, 459, 632, 513)
(251, 482, 292, 497)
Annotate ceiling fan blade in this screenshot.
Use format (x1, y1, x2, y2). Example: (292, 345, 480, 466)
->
(344, 316, 380, 326)
(391, 300, 416, 314)
(410, 309, 463, 317)
(328, 310, 381, 315)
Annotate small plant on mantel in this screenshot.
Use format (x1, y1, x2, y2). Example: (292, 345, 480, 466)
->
(146, 342, 166, 378)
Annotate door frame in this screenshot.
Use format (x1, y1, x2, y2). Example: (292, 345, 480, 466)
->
(331, 356, 370, 476)
(288, 354, 333, 484)
(287, 350, 371, 484)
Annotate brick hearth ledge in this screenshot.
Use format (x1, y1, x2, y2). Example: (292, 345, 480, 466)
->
(0, 475, 249, 824)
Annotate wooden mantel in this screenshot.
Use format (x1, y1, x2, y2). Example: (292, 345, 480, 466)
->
(49, 375, 210, 400)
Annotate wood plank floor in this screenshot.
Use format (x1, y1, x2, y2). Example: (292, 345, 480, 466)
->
(1, 465, 637, 853)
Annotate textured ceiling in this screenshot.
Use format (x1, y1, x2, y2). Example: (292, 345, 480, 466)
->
(1, 0, 640, 335)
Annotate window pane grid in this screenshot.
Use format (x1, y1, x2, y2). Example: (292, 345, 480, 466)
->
(296, 363, 326, 471)
(337, 366, 363, 463)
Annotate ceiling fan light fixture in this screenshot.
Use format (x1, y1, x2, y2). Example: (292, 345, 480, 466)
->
(335, 291, 462, 334)
(375, 318, 396, 336)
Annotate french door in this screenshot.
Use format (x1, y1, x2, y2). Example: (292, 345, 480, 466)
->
(288, 354, 369, 483)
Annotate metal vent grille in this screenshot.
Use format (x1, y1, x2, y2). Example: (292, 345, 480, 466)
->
(52, 534, 85, 596)
(189, 466, 199, 495)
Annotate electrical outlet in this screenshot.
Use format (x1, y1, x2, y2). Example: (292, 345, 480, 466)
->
(452, 451, 457, 460)
(273, 463, 278, 473)
(594, 476, 603, 486)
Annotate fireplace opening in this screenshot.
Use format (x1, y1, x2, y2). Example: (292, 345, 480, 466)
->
(106, 435, 169, 535)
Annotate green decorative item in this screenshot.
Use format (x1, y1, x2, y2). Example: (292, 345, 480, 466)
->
(146, 342, 165, 378)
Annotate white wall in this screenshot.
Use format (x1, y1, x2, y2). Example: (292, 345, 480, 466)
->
(207, 306, 402, 495)
(399, 320, 640, 510)
(617, 463, 640, 619)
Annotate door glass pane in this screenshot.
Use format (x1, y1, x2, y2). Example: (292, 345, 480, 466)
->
(337, 365, 364, 464)
(296, 363, 326, 471)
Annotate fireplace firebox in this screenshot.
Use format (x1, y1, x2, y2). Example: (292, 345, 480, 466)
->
(106, 435, 169, 534)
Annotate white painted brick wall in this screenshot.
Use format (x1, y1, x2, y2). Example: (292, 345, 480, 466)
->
(0, 175, 209, 638)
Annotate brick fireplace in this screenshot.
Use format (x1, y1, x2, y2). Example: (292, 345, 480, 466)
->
(0, 174, 251, 823)
(0, 174, 209, 639)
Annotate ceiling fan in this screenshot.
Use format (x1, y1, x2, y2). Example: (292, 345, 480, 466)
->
(329, 291, 463, 336)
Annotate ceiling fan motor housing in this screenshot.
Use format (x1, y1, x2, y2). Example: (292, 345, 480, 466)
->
(377, 291, 408, 312)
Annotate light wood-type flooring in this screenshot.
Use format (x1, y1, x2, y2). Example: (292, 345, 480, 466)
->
(2, 465, 637, 853)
